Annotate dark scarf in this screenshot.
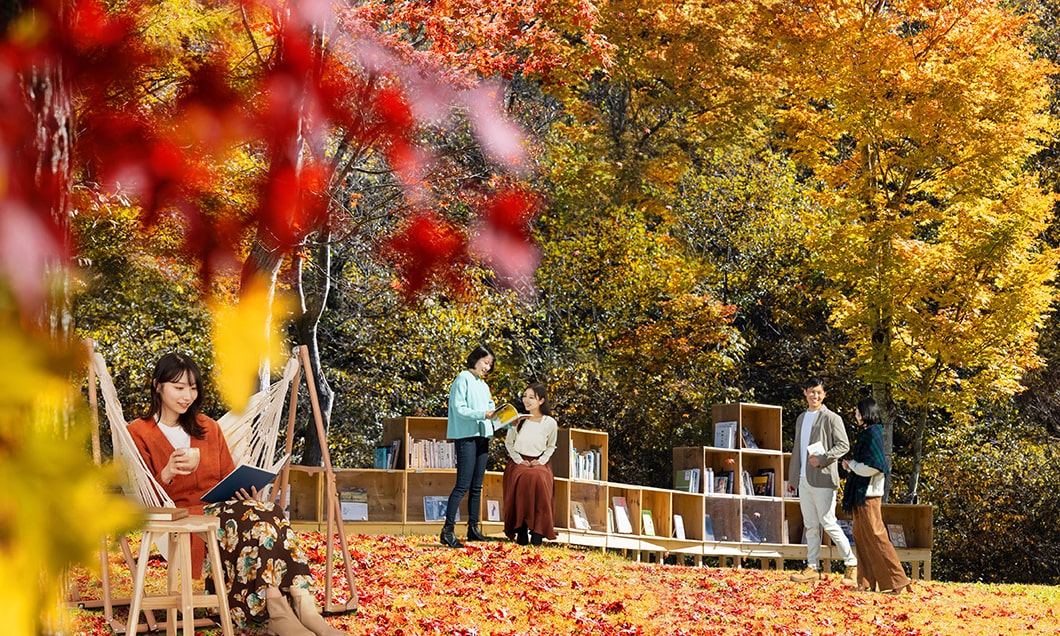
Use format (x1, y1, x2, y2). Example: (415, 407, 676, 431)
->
(841, 423, 889, 513)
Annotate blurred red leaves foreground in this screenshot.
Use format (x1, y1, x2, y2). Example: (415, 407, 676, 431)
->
(68, 534, 1060, 635)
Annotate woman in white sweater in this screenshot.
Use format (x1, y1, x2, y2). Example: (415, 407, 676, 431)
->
(842, 398, 911, 594)
(502, 382, 558, 545)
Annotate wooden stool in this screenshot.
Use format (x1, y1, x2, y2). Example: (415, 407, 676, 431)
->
(127, 515, 234, 636)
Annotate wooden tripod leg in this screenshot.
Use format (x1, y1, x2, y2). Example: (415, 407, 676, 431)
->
(297, 345, 358, 612)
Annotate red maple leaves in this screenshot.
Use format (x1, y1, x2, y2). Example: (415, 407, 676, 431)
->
(1, 0, 550, 312)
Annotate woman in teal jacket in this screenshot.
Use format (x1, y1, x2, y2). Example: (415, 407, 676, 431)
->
(440, 345, 497, 547)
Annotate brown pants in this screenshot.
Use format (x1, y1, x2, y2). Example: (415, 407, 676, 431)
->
(852, 497, 910, 591)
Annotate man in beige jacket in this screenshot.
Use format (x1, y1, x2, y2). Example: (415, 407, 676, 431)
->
(786, 377, 857, 585)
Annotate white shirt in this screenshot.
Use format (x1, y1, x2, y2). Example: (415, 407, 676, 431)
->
(155, 415, 191, 449)
(799, 410, 818, 479)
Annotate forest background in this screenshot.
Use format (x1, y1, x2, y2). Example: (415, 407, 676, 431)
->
(3, 1, 1060, 630)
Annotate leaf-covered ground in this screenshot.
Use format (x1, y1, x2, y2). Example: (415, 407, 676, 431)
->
(67, 533, 1060, 635)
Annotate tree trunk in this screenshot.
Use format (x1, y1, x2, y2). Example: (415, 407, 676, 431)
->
(292, 235, 334, 467)
(906, 403, 928, 504)
(871, 382, 898, 503)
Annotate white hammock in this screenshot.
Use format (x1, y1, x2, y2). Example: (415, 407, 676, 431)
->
(89, 349, 299, 510)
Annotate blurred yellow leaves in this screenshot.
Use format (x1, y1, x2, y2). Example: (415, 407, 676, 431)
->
(209, 275, 291, 408)
(0, 308, 138, 634)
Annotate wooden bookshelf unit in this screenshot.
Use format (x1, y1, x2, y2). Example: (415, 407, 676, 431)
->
(287, 409, 934, 579)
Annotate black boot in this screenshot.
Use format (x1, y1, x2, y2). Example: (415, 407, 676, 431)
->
(466, 522, 489, 542)
(440, 522, 464, 548)
(515, 526, 529, 546)
(530, 531, 544, 546)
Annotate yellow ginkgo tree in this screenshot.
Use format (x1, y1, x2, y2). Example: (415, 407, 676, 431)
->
(766, 0, 1060, 500)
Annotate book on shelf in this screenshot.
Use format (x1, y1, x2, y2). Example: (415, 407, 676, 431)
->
(741, 470, 754, 497)
(571, 501, 592, 530)
(373, 446, 388, 469)
(408, 438, 456, 469)
(200, 453, 291, 504)
(837, 519, 855, 546)
(703, 514, 715, 541)
(373, 439, 403, 470)
(423, 495, 457, 522)
(740, 426, 759, 449)
(741, 517, 762, 543)
(607, 507, 614, 534)
(570, 446, 603, 480)
(750, 468, 775, 497)
(142, 506, 188, 521)
(339, 488, 368, 521)
(713, 420, 738, 449)
(674, 468, 700, 493)
(714, 470, 735, 495)
(673, 514, 686, 540)
(887, 523, 907, 548)
(489, 403, 524, 432)
(486, 499, 501, 522)
(704, 467, 714, 494)
(641, 510, 656, 536)
(612, 496, 634, 534)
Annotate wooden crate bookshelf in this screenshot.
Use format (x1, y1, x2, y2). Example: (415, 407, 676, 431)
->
(639, 487, 673, 539)
(481, 471, 506, 529)
(407, 470, 464, 527)
(335, 469, 404, 524)
(671, 492, 704, 541)
(285, 412, 933, 579)
(568, 479, 609, 532)
(554, 428, 608, 481)
(783, 500, 804, 545)
(713, 402, 783, 452)
(705, 496, 740, 542)
(742, 498, 783, 544)
(608, 485, 643, 535)
(288, 465, 325, 526)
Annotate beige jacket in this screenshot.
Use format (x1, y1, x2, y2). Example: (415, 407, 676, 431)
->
(787, 404, 849, 490)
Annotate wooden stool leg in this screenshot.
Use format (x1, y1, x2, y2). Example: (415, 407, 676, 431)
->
(177, 532, 194, 636)
(127, 531, 154, 636)
(203, 529, 234, 636)
(121, 536, 158, 631)
(166, 532, 178, 636)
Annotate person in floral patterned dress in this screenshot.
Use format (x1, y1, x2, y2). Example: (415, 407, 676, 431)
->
(128, 352, 344, 636)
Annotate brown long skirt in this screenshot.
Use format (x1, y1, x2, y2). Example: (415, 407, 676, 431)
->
(502, 459, 557, 540)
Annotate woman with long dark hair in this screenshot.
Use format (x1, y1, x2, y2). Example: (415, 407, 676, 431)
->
(502, 382, 558, 545)
(127, 353, 345, 635)
(841, 397, 911, 594)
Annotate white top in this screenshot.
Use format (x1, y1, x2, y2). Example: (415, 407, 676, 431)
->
(505, 415, 558, 464)
(799, 410, 818, 479)
(155, 415, 191, 449)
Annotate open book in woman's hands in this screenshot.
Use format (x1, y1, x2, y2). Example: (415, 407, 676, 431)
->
(200, 453, 291, 503)
(489, 404, 524, 432)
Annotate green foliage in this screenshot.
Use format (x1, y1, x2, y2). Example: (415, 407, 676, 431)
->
(922, 411, 1060, 584)
(71, 192, 217, 442)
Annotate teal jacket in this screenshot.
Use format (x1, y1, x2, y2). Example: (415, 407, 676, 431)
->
(447, 370, 496, 439)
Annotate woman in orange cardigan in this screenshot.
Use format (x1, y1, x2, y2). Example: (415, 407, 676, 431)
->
(128, 353, 344, 636)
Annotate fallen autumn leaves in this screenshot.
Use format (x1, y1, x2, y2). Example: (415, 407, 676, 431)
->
(68, 534, 1060, 635)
